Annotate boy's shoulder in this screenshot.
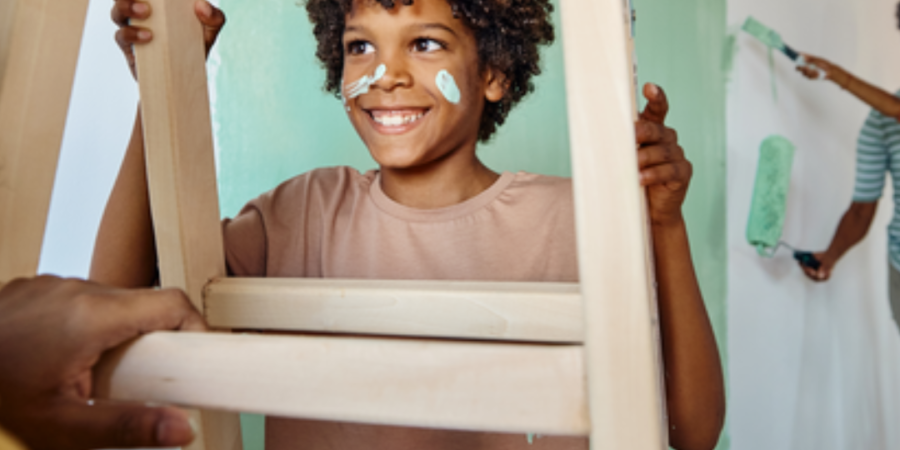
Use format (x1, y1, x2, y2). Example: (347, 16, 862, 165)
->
(507, 171, 573, 200)
(251, 166, 374, 209)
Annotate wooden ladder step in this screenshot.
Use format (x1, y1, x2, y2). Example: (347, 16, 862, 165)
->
(94, 331, 590, 435)
(204, 278, 584, 343)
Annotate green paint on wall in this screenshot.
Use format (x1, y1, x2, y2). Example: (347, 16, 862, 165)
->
(240, 413, 265, 450)
(633, 0, 729, 448)
(212, 0, 728, 448)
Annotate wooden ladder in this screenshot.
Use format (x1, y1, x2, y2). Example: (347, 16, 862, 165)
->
(0, 0, 666, 448)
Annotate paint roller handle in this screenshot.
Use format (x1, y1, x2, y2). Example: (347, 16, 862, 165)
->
(793, 251, 822, 271)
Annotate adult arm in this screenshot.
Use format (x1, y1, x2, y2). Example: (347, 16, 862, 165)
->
(798, 55, 900, 120)
(90, 0, 225, 287)
(799, 201, 878, 281)
(0, 276, 207, 449)
(635, 84, 725, 450)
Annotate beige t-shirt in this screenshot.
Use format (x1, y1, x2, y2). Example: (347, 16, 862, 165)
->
(222, 166, 585, 450)
(223, 166, 578, 282)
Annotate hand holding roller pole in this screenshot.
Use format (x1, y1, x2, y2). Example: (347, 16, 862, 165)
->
(741, 16, 825, 79)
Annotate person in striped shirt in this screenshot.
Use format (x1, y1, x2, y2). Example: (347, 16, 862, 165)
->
(795, 5, 900, 325)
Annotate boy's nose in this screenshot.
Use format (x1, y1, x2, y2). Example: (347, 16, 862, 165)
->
(372, 57, 412, 91)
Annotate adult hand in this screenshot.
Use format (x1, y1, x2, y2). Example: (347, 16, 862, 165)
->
(635, 83, 693, 228)
(0, 276, 207, 450)
(112, 0, 226, 78)
(799, 251, 836, 282)
(797, 54, 851, 87)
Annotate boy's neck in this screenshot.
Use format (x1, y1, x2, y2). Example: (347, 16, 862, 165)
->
(379, 155, 500, 209)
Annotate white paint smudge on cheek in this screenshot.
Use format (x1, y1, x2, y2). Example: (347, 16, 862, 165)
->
(340, 78, 349, 111)
(344, 64, 387, 100)
(436, 70, 461, 104)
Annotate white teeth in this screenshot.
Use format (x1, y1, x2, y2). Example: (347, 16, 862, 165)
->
(372, 111, 425, 127)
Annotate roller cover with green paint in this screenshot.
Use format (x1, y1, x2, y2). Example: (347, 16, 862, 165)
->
(746, 135, 795, 256)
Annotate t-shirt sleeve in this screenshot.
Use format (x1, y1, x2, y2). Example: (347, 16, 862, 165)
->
(853, 109, 890, 202)
(222, 204, 267, 276)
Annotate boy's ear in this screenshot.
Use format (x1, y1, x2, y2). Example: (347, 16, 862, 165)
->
(484, 68, 507, 103)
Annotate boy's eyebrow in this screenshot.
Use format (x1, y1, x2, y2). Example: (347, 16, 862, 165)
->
(343, 23, 458, 36)
(415, 23, 458, 37)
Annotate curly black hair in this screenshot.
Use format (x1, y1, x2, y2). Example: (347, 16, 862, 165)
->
(305, 0, 555, 142)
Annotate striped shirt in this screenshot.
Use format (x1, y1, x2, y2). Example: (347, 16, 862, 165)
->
(853, 91, 900, 270)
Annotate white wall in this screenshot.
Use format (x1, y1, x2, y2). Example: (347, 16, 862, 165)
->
(38, 0, 137, 278)
(727, 0, 900, 448)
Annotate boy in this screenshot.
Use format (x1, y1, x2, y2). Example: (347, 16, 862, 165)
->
(96, 0, 725, 448)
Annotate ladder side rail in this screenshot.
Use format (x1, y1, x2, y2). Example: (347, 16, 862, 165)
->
(0, 0, 90, 282)
(131, 0, 242, 447)
(560, 0, 667, 448)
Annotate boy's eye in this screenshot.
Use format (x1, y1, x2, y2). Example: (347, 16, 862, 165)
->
(412, 38, 444, 53)
(346, 41, 375, 55)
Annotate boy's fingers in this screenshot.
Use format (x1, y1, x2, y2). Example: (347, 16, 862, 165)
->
(639, 83, 669, 124)
(195, 0, 226, 47)
(637, 144, 685, 169)
(639, 160, 691, 187)
(635, 120, 675, 146)
(115, 26, 152, 50)
(111, 0, 150, 26)
(111, 0, 130, 26)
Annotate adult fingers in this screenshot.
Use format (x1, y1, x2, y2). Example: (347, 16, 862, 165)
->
(800, 264, 819, 281)
(194, 0, 226, 52)
(39, 401, 194, 449)
(796, 66, 818, 79)
(639, 83, 669, 124)
(639, 160, 692, 187)
(635, 120, 676, 146)
(83, 287, 207, 354)
(803, 54, 828, 69)
(637, 144, 685, 169)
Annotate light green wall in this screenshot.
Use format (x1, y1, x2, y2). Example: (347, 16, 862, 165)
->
(212, 0, 727, 448)
(633, 0, 728, 448)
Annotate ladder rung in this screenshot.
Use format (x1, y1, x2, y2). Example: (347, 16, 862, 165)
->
(204, 278, 584, 343)
(94, 332, 590, 435)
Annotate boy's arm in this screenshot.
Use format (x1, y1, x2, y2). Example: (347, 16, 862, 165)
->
(799, 201, 878, 281)
(91, 0, 225, 287)
(636, 84, 725, 450)
(652, 220, 725, 450)
(90, 112, 158, 287)
(799, 55, 900, 119)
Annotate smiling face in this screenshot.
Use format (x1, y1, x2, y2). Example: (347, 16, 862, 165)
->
(341, 0, 504, 170)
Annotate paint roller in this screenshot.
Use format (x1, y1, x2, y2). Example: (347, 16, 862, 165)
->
(746, 135, 821, 269)
(741, 16, 825, 79)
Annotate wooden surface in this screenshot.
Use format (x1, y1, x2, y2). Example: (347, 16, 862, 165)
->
(560, 0, 667, 448)
(205, 278, 583, 342)
(132, 0, 241, 446)
(623, 0, 669, 445)
(0, 0, 90, 282)
(0, 0, 17, 86)
(94, 331, 590, 435)
(133, 0, 225, 308)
